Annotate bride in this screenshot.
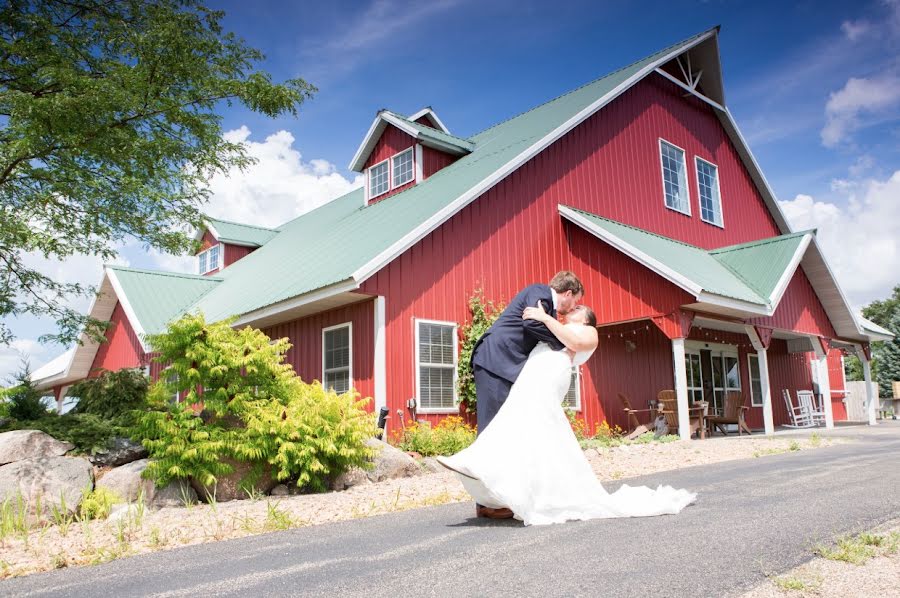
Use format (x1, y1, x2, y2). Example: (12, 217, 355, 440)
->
(438, 303, 696, 526)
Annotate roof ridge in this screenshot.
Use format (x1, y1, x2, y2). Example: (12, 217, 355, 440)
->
(387, 111, 476, 147)
(709, 230, 812, 254)
(206, 216, 278, 232)
(106, 265, 223, 282)
(472, 27, 718, 139)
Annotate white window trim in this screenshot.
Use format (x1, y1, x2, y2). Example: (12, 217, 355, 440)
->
(367, 159, 390, 201)
(564, 365, 582, 412)
(365, 146, 418, 205)
(414, 318, 458, 414)
(658, 138, 692, 217)
(748, 353, 763, 407)
(392, 147, 414, 188)
(198, 243, 221, 275)
(695, 156, 724, 228)
(322, 322, 353, 393)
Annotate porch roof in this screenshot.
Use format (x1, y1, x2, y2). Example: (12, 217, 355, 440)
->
(559, 206, 890, 343)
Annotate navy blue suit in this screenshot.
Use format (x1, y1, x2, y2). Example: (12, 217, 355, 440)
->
(471, 284, 564, 433)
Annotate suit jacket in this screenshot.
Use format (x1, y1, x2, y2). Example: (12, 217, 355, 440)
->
(471, 284, 565, 383)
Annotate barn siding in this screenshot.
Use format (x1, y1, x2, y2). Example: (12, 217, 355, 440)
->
(89, 302, 145, 376)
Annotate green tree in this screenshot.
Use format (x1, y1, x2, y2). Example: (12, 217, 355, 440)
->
(457, 290, 504, 415)
(846, 286, 900, 395)
(0, 0, 315, 344)
(4, 358, 50, 420)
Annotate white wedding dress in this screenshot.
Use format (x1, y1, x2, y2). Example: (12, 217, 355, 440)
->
(440, 332, 696, 526)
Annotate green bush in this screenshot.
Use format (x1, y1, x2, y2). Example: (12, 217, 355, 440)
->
(69, 368, 148, 419)
(79, 487, 122, 520)
(0, 412, 128, 454)
(457, 291, 504, 415)
(395, 416, 476, 457)
(133, 314, 376, 493)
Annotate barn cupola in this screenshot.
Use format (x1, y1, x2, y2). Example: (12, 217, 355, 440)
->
(348, 107, 474, 205)
(194, 217, 278, 275)
(652, 25, 726, 107)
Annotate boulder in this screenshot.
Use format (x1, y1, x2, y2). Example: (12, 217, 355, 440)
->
(270, 484, 290, 496)
(365, 438, 421, 482)
(331, 467, 370, 491)
(0, 456, 93, 516)
(190, 458, 277, 502)
(0, 430, 74, 465)
(150, 479, 197, 508)
(420, 457, 444, 474)
(96, 459, 155, 502)
(89, 437, 148, 467)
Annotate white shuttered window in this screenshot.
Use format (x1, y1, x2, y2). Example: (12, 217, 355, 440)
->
(416, 320, 458, 411)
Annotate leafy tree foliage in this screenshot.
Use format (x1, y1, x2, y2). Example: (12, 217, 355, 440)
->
(845, 285, 900, 396)
(134, 314, 375, 493)
(0, 0, 315, 344)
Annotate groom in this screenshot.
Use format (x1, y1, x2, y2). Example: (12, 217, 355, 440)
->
(470, 271, 584, 518)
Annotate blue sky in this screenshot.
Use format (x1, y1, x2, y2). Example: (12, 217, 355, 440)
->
(5, 0, 900, 378)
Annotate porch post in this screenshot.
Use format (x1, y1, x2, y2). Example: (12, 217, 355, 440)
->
(745, 326, 774, 435)
(373, 296, 387, 413)
(857, 344, 877, 426)
(671, 337, 691, 440)
(813, 337, 834, 429)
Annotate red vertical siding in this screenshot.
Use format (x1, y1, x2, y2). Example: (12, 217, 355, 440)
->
(748, 270, 837, 338)
(223, 243, 254, 268)
(89, 302, 144, 376)
(413, 114, 440, 129)
(423, 146, 459, 178)
(262, 299, 376, 405)
(827, 348, 848, 421)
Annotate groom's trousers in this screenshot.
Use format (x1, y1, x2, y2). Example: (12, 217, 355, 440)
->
(474, 365, 513, 435)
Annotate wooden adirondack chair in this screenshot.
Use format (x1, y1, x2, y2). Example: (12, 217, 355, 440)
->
(617, 393, 654, 438)
(706, 390, 752, 436)
(656, 390, 705, 439)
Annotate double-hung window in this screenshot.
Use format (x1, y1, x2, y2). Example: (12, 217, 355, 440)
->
(416, 319, 457, 411)
(392, 148, 414, 187)
(562, 366, 581, 411)
(198, 244, 220, 275)
(696, 157, 723, 227)
(369, 160, 390, 198)
(323, 323, 352, 394)
(659, 139, 690, 215)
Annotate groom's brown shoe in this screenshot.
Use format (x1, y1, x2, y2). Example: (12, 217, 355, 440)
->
(476, 504, 514, 519)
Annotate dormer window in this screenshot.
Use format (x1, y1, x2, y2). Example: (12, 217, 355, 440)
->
(369, 160, 389, 198)
(392, 148, 414, 187)
(198, 244, 220, 274)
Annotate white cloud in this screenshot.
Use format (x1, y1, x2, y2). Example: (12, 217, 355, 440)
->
(821, 74, 900, 147)
(0, 339, 47, 384)
(202, 126, 362, 229)
(841, 19, 871, 41)
(779, 170, 900, 307)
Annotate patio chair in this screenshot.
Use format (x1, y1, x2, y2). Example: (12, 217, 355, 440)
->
(798, 390, 826, 426)
(782, 389, 814, 428)
(706, 390, 752, 436)
(656, 390, 705, 439)
(617, 392, 654, 436)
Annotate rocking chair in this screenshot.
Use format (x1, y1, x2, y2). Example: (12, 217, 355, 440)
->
(706, 390, 752, 436)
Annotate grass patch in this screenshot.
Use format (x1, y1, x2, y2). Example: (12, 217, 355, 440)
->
(772, 573, 821, 592)
(815, 533, 884, 565)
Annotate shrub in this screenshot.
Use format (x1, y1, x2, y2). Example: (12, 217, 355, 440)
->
(395, 416, 477, 456)
(69, 368, 148, 419)
(79, 487, 122, 520)
(5, 360, 50, 421)
(457, 291, 504, 415)
(0, 412, 127, 454)
(133, 314, 376, 493)
(565, 410, 589, 442)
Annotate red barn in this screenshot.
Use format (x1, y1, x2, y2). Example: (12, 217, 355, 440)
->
(34, 28, 892, 439)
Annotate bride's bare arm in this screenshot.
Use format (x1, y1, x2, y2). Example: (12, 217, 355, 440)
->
(522, 305, 598, 352)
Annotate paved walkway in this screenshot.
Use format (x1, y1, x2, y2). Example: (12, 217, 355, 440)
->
(2, 423, 899, 597)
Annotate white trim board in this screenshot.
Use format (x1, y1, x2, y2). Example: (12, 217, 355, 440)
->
(407, 107, 450, 133)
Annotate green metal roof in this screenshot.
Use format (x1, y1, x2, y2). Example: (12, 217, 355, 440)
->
(561, 207, 770, 304)
(384, 111, 475, 152)
(108, 266, 222, 335)
(106, 28, 720, 325)
(710, 232, 809, 301)
(206, 217, 278, 247)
